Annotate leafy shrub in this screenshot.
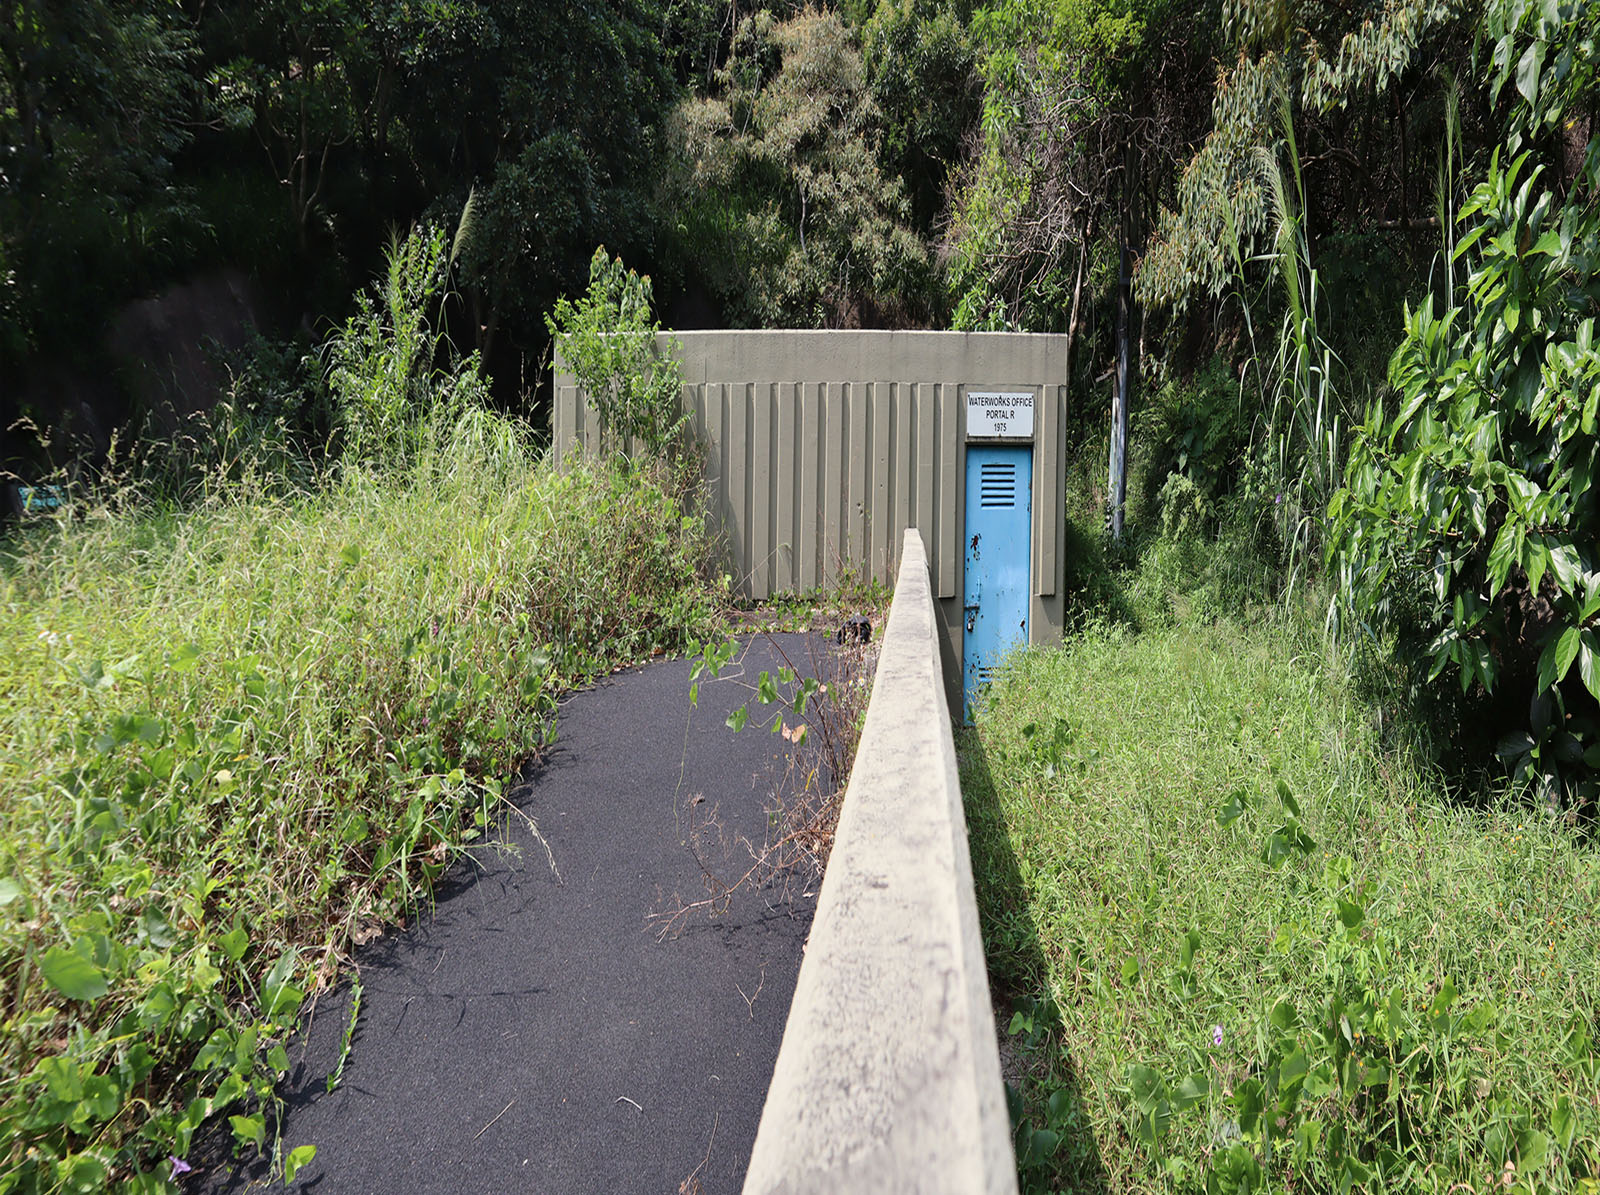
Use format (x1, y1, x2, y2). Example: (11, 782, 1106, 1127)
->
(546, 247, 687, 460)
(1150, 356, 1249, 539)
(1330, 141, 1600, 802)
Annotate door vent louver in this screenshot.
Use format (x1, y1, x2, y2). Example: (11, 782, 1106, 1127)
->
(979, 463, 1015, 508)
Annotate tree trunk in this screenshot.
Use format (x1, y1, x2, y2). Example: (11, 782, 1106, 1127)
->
(1107, 139, 1138, 540)
(1063, 207, 1096, 379)
(1108, 237, 1130, 540)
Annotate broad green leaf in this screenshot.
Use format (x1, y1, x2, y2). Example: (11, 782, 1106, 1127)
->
(1278, 1049, 1310, 1090)
(55, 1151, 107, 1194)
(1527, 536, 1549, 595)
(1179, 928, 1200, 970)
(1537, 626, 1580, 693)
(140, 907, 177, 950)
(37, 1056, 83, 1102)
(1047, 1088, 1073, 1122)
(39, 945, 109, 1001)
(1357, 1059, 1390, 1087)
(1467, 486, 1487, 537)
(1518, 1127, 1549, 1169)
(1024, 1126, 1061, 1162)
(79, 1074, 118, 1122)
(726, 707, 748, 732)
(219, 925, 249, 963)
(1487, 519, 1520, 597)
(1127, 1064, 1165, 1113)
(1234, 1079, 1264, 1135)
(0, 878, 20, 907)
(1429, 977, 1458, 1021)
(230, 1113, 266, 1148)
(1275, 779, 1299, 817)
(194, 1027, 234, 1073)
(1531, 228, 1564, 256)
(1516, 39, 1545, 105)
(1496, 729, 1535, 758)
(1581, 579, 1600, 622)
(1340, 1156, 1372, 1194)
(1172, 1072, 1210, 1109)
(1336, 897, 1365, 929)
(1553, 1093, 1576, 1150)
(1216, 789, 1248, 827)
(1303, 1064, 1336, 1100)
(266, 981, 304, 1021)
(1260, 829, 1293, 868)
(1581, 631, 1600, 700)
(284, 1144, 317, 1185)
(1549, 544, 1582, 591)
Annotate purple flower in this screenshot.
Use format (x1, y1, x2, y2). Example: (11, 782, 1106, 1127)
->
(1212, 1024, 1224, 1047)
(169, 1156, 192, 1181)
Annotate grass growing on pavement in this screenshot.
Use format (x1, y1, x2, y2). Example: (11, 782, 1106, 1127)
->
(963, 615, 1600, 1194)
(0, 420, 725, 1191)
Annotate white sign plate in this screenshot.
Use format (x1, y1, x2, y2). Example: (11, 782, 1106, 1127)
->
(966, 391, 1035, 439)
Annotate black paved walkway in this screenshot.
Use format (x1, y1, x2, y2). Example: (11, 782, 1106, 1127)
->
(194, 634, 823, 1195)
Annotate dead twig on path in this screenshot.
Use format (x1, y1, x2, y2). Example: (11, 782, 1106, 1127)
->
(678, 1111, 719, 1195)
(472, 1098, 515, 1140)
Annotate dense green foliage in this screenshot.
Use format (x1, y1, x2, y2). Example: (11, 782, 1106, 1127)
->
(1329, 4, 1599, 797)
(667, 6, 936, 326)
(1333, 143, 1600, 799)
(0, 0, 197, 362)
(2, 0, 676, 377)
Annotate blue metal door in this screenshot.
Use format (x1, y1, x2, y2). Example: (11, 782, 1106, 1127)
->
(963, 444, 1031, 718)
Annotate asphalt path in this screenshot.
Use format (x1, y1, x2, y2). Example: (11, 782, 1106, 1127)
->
(191, 633, 826, 1195)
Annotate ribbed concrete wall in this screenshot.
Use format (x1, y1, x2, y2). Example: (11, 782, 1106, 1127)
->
(741, 529, 1016, 1194)
(552, 330, 1069, 603)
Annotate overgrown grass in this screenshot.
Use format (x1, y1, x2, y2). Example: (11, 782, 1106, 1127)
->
(964, 609, 1600, 1193)
(0, 415, 725, 1191)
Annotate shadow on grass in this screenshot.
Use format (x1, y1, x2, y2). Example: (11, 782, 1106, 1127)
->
(957, 726, 1108, 1194)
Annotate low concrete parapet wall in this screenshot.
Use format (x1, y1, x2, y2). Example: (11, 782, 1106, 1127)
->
(742, 528, 1017, 1194)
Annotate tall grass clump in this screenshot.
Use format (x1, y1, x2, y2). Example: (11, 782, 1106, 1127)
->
(0, 228, 725, 1191)
(964, 612, 1600, 1193)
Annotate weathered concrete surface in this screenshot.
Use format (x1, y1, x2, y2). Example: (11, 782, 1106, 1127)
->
(741, 530, 1016, 1195)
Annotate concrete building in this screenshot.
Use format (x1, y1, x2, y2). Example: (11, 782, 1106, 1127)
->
(553, 330, 1071, 712)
